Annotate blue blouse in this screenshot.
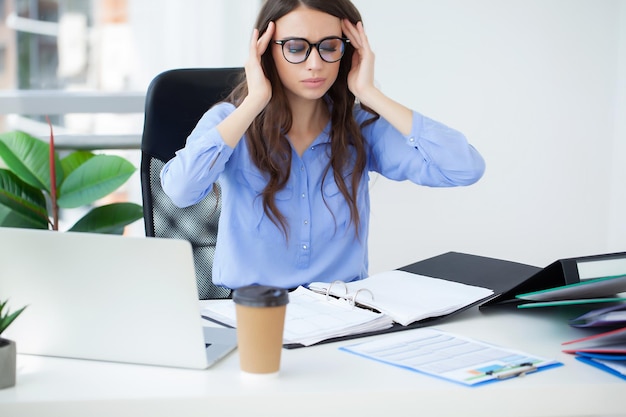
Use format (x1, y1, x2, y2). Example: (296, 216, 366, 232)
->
(160, 102, 485, 289)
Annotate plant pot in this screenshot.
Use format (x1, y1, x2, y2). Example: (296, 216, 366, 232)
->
(0, 337, 17, 389)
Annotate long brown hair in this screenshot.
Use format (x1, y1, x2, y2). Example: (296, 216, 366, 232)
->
(227, 0, 377, 238)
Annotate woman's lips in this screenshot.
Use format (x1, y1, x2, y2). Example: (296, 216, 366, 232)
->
(302, 78, 325, 88)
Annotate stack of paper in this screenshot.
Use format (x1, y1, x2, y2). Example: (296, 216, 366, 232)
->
(202, 287, 394, 346)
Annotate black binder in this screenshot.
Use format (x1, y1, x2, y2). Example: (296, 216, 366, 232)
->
(479, 250, 626, 307)
(400, 251, 541, 296)
(406, 251, 626, 309)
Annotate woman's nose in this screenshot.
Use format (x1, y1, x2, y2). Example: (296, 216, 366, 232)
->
(305, 47, 324, 69)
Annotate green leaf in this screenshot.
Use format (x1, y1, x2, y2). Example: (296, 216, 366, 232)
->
(68, 202, 143, 234)
(0, 300, 27, 335)
(0, 169, 49, 228)
(0, 206, 48, 229)
(57, 155, 136, 209)
(0, 130, 63, 192)
(61, 151, 95, 178)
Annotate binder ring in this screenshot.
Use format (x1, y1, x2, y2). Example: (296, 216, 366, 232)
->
(326, 280, 348, 301)
(350, 288, 374, 307)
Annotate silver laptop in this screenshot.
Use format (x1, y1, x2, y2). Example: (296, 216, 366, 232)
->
(0, 227, 237, 369)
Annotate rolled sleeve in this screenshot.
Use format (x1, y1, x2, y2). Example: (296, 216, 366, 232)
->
(367, 109, 485, 187)
(411, 113, 485, 186)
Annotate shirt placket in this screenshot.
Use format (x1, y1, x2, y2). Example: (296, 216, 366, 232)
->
(295, 152, 312, 269)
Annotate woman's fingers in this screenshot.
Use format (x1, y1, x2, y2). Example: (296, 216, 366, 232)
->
(257, 21, 275, 55)
(245, 23, 273, 107)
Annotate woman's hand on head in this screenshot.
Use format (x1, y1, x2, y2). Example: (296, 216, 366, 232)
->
(342, 20, 413, 135)
(245, 22, 275, 110)
(341, 19, 377, 106)
(216, 22, 275, 148)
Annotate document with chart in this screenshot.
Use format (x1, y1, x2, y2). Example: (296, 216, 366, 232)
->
(340, 328, 561, 386)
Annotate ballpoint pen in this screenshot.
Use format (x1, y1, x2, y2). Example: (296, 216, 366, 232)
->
(486, 362, 537, 380)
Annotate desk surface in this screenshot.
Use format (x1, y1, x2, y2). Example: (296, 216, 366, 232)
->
(0, 302, 623, 417)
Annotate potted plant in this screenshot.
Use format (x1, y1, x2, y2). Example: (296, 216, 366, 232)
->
(0, 300, 26, 389)
(0, 124, 142, 233)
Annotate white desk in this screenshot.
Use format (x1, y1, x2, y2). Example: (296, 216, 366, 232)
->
(0, 303, 623, 417)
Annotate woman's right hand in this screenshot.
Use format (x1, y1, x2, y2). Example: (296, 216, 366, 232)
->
(245, 22, 275, 110)
(216, 22, 275, 149)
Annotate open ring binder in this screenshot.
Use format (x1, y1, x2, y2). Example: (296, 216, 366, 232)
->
(203, 267, 497, 348)
(325, 280, 348, 301)
(324, 281, 375, 308)
(350, 288, 374, 306)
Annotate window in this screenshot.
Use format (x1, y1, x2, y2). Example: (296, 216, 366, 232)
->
(1, 0, 259, 234)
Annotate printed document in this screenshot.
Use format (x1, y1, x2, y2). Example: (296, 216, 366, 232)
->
(340, 328, 561, 386)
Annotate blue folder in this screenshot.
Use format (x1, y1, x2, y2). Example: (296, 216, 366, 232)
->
(575, 354, 626, 381)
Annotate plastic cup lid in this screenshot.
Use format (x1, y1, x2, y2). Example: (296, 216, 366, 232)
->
(233, 285, 289, 307)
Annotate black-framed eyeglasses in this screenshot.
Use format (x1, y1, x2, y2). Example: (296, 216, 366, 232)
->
(274, 36, 350, 64)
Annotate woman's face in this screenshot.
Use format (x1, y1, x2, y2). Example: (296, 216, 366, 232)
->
(271, 6, 343, 104)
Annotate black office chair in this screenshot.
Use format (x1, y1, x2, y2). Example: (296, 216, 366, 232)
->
(140, 67, 244, 299)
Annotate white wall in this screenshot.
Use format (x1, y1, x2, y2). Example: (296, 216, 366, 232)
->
(128, 0, 626, 272)
(352, 0, 626, 272)
(128, 0, 258, 90)
(608, 1, 626, 254)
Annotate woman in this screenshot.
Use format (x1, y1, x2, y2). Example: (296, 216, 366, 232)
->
(160, 0, 485, 290)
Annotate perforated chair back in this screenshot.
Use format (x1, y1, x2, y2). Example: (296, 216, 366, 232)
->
(140, 68, 243, 299)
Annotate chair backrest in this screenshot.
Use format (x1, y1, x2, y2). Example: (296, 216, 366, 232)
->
(140, 67, 243, 299)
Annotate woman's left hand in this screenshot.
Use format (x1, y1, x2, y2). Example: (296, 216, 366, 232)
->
(341, 19, 377, 105)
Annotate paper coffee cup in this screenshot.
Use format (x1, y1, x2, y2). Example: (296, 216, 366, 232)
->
(233, 285, 289, 375)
